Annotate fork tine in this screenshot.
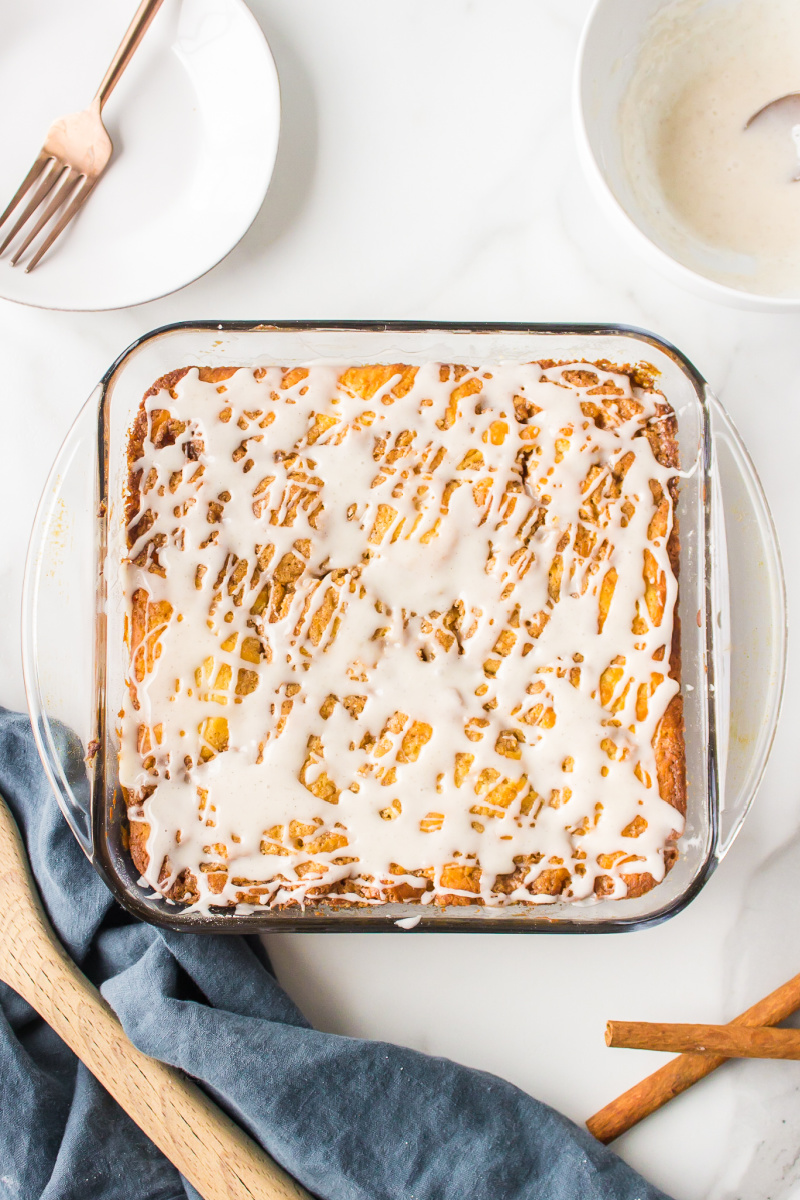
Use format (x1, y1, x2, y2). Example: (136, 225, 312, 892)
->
(0, 159, 65, 255)
(24, 176, 95, 272)
(0, 153, 51, 230)
(10, 169, 82, 266)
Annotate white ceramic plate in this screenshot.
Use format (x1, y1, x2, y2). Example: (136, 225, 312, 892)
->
(0, 0, 280, 310)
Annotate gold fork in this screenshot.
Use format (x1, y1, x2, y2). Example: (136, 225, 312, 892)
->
(0, 0, 165, 272)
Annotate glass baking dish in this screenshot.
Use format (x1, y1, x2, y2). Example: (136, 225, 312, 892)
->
(22, 322, 786, 932)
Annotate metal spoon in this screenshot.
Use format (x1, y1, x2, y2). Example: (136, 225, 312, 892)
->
(745, 92, 800, 180)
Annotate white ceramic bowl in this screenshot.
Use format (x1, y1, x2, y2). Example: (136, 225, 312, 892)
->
(574, 0, 800, 312)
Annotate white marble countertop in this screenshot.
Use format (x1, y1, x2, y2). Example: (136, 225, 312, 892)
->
(1, 2, 799, 1196)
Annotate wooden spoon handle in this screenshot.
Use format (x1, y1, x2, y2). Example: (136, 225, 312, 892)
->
(0, 797, 309, 1200)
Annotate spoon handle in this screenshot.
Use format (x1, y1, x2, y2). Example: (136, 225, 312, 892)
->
(0, 794, 309, 1200)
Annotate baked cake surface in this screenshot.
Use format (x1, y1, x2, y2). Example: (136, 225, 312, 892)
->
(120, 360, 685, 912)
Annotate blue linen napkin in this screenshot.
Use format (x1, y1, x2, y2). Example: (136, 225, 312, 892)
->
(0, 706, 672, 1200)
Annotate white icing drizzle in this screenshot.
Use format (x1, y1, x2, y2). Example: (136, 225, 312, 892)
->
(395, 915, 423, 930)
(119, 360, 684, 913)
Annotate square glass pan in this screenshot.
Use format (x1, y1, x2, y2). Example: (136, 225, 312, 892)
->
(26, 322, 728, 933)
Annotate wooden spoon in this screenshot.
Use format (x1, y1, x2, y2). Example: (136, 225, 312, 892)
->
(0, 791, 309, 1200)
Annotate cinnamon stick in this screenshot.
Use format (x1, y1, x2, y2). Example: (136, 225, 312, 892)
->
(586, 971, 800, 1144)
(606, 1021, 800, 1060)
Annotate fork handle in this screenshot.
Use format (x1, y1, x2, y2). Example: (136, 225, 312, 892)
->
(0, 796, 309, 1200)
(93, 0, 166, 109)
